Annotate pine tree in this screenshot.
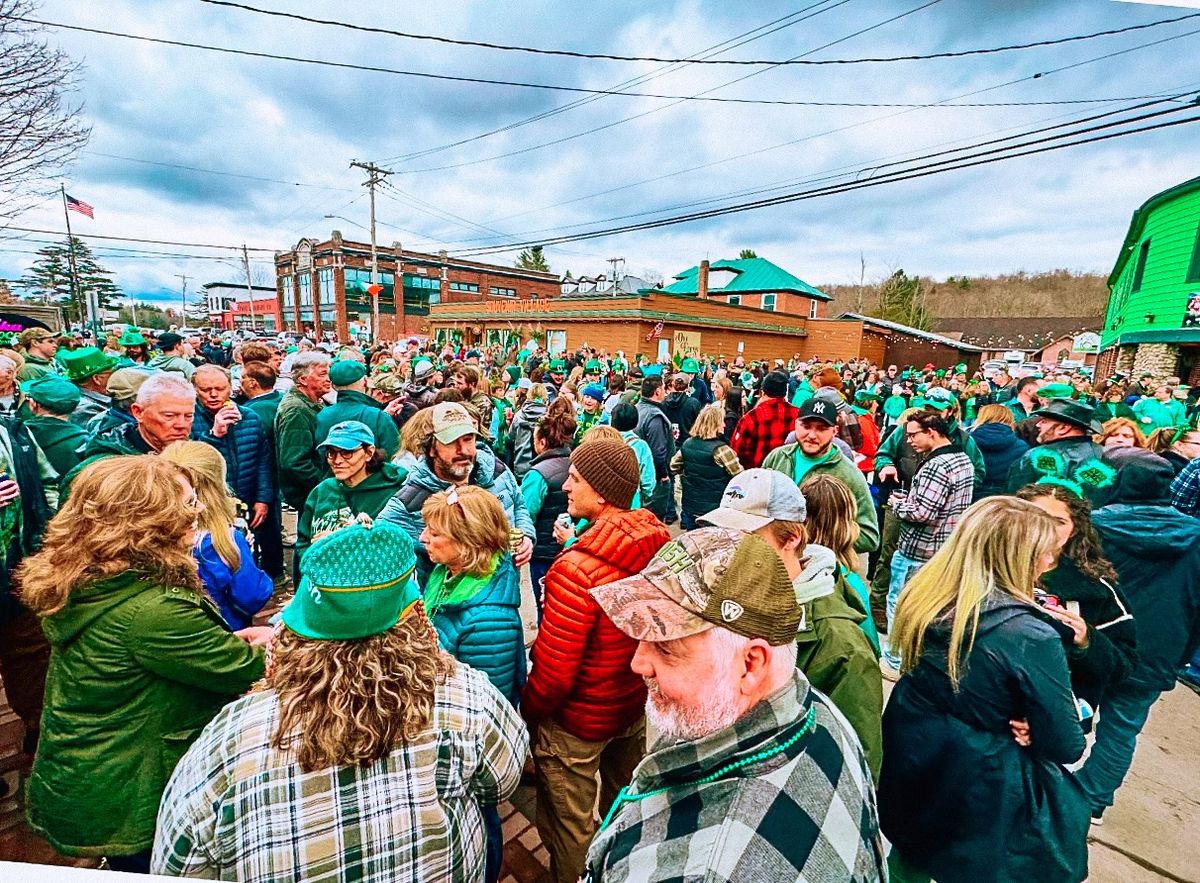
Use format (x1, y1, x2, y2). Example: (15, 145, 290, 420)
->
(516, 245, 550, 272)
(738, 249, 758, 260)
(873, 269, 932, 331)
(16, 236, 121, 324)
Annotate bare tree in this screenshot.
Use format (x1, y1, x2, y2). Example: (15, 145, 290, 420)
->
(0, 1, 91, 222)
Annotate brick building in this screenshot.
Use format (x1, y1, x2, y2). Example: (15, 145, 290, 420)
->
(273, 234, 560, 342)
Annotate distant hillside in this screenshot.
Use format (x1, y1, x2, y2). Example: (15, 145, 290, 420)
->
(818, 269, 1109, 321)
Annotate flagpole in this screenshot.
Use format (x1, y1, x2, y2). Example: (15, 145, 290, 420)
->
(60, 184, 84, 330)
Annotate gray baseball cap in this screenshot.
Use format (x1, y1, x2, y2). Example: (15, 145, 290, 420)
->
(697, 468, 807, 533)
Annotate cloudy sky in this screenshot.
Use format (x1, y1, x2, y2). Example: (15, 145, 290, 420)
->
(3, 0, 1200, 309)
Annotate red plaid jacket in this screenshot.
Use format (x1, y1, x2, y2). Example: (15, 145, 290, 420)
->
(730, 396, 801, 469)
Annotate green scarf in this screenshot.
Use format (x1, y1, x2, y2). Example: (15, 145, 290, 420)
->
(791, 443, 840, 486)
(424, 553, 500, 619)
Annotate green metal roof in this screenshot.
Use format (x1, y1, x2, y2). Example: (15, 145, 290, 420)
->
(651, 258, 830, 301)
(1107, 174, 1200, 288)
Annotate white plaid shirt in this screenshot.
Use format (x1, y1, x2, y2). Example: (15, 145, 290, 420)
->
(152, 662, 527, 881)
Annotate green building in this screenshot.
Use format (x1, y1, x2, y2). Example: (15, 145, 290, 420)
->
(1100, 175, 1200, 383)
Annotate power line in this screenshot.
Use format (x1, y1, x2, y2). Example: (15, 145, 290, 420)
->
(381, 2, 842, 165)
(1, 226, 275, 252)
(393, 0, 946, 175)
(24, 15, 1099, 109)
(451, 107, 1200, 257)
(197, 0, 1200, 67)
(84, 151, 358, 190)
(442, 90, 1199, 246)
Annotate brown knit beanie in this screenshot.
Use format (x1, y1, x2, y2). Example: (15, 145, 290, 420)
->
(570, 438, 640, 510)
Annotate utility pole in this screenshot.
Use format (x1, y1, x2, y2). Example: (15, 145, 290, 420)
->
(350, 160, 393, 341)
(607, 256, 625, 296)
(129, 297, 138, 328)
(242, 244, 258, 332)
(176, 274, 190, 328)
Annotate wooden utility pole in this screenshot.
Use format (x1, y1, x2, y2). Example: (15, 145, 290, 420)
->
(242, 244, 257, 331)
(350, 160, 393, 340)
(176, 274, 190, 328)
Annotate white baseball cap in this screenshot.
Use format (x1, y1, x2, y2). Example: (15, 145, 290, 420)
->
(431, 402, 476, 444)
(698, 468, 807, 533)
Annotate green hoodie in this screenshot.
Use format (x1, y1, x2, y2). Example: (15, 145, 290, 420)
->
(761, 442, 879, 553)
(26, 571, 263, 857)
(23, 414, 87, 479)
(296, 462, 408, 570)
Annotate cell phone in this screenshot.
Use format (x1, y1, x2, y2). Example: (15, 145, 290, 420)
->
(555, 513, 573, 531)
(1033, 589, 1062, 609)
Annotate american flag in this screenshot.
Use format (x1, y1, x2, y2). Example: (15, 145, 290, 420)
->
(645, 320, 664, 342)
(65, 194, 94, 219)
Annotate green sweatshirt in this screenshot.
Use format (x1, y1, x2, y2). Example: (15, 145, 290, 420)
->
(761, 442, 879, 553)
(296, 462, 408, 571)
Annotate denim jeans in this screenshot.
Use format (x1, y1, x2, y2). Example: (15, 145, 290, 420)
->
(1075, 681, 1162, 814)
(680, 511, 698, 531)
(884, 549, 925, 669)
(664, 475, 678, 522)
(529, 558, 552, 623)
(482, 802, 502, 883)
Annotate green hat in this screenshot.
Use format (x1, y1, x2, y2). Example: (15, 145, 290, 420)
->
(680, 357, 700, 374)
(933, 369, 946, 379)
(368, 372, 405, 395)
(548, 358, 567, 373)
(286, 345, 298, 354)
(854, 388, 881, 403)
(1038, 382, 1075, 401)
(20, 374, 81, 414)
(923, 387, 957, 411)
(955, 362, 968, 374)
(585, 359, 603, 373)
(504, 365, 521, 384)
(58, 346, 118, 383)
(118, 330, 147, 347)
(282, 520, 420, 641)
(328, 360, 368, 387)
(643, 363, 664, 378)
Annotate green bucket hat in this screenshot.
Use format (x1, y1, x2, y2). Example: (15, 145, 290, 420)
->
(58, 346, 119, 383)
(20, 374, 81, 415)
(282, 520, 421, 641)
(679, 357, 700, 374)
(118, 330, 147, 347)
(1038, 382, 1075, 401)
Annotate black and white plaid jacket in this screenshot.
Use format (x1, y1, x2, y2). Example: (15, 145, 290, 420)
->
(584, 671, 886, 882)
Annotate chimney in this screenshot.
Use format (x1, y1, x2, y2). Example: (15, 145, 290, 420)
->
(698, 260, 710, 300)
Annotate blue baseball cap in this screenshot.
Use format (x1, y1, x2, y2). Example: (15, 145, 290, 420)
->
(317, 420, 376, 453)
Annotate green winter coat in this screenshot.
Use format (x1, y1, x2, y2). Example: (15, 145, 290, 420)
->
(242, 389, 283, 446)
(17, 354, 58, 383)
(26, 571, 264, 857)
(275, 389, 325, 510)
(761, 442, 879, 553)
(296, 462, 408, 571)
(23, 414, 87, 479)
(874, 417, 987, 490)
(314, 388, 400, 459)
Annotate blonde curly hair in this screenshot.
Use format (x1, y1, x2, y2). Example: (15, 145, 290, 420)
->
(270, 611, 455, 771)
(19, 456, 202, 615)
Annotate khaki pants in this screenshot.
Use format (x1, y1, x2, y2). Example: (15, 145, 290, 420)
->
(870, 506, 902, 600)
(532, 716, 646, 883)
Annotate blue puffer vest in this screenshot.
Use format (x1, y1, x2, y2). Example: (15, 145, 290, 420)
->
(192, 404, 275, 506)
(530, 447, 570, 562)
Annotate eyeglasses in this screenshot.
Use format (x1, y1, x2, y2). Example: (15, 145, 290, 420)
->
(324, 447, 363, 463)
(904, 429, 929, 438)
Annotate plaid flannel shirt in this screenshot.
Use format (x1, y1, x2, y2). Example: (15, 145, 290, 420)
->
(152, 663, 527, 881)
(1171, 456, 1200, 517)
(730, 397, 801, 469)
(893, 445, 975, 562)
(584, 671, 885, 883)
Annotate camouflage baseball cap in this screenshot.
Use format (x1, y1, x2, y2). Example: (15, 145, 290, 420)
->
(591, 527, 801, 646)
(368, 372, 405, 395)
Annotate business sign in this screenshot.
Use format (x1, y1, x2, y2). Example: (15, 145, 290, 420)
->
(484, 297, 550, 314)
(1071, 332, 1100, 353)
(1184, 293, 1200, 328)
(0, 312, 51, 332)
(672, 329, 700, 357)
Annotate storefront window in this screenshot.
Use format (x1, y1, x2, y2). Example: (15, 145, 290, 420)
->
(280, 274, 293, 308)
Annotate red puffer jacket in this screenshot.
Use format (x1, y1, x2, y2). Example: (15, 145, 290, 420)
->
(522, 507, 670, 741)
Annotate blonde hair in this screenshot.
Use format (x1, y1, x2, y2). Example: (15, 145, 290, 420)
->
(399, 407, 434, 457)
(689, 404, 725, 441)
(161, 441, 240, 570)
(583, 424, 623, 444)
(270, 613, 454, 772)
(1096, 417, 1146, 448)
(798, 474, 860, 572)
(19, 456, 201, 615)
(421, 485, 509, 575)
(974, 403, 1015, 427)
(1147, 426, 1200, 455)
(891, 497, 1058, 687)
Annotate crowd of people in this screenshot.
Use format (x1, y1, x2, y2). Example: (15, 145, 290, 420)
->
(0, 323, 1198, 882)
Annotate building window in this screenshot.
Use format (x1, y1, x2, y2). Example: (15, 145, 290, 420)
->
(1131, 239, 1151, 292)
(762, 294, 777, 312)
(280, 274, 293, 308)
(809, 299, 818, 319)
(298, 272, 312, 307)
(450, 281, 480, 292)
(727, 294, 741, 306)
(1187, 223, 1200, 283)
(316, 267, 334, 308)
(489, 286, 517, 297)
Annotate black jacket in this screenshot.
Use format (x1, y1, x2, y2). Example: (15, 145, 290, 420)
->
(635, 399, 675, 479)
(528, 446, 570, 562)
(879, 598, 1089, 883)
(1093, 502, 1200, 691)
(676, 437, 731, 518)
(660, 391, 700, 446)
(1040, 555, 1137, 708)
